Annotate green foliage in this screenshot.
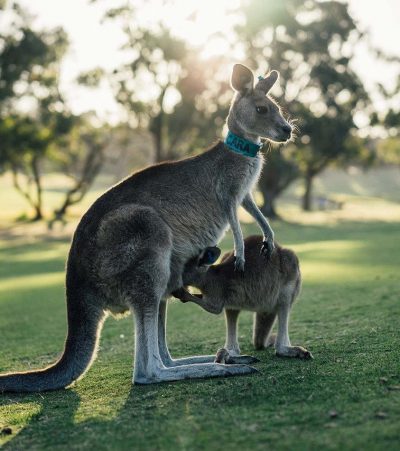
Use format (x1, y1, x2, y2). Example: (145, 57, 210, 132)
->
(377, 137, 400, 165)
(0, 0, 393, 219)
(383, 108, 400, 131)
(0, 3, 68, 110)
(48, 115, 110, 225)
(0, 3, 69, 165)
(259, 145, 300, 218)
(0, 3, 107, 220)
(370, 102, 400, 166)
(237, 0, 373, 211)
(101, 5, 231, 161)
(76, 68, 105, 88)
(0, 115, 50, 169)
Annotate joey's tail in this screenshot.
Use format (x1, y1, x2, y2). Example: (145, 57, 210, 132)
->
(0, 282, 105, 393)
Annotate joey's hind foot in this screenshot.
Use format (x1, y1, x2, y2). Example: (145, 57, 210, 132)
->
(297, 348, 313, 360)
(276, 346, 313, 360)
(214, 348, 230, 364)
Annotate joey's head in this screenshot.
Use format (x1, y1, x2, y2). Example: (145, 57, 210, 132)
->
(181, 246, 221, 288)
(227, 63, 292, 144)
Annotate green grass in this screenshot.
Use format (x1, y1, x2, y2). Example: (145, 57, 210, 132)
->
(0, 171, 400, 450)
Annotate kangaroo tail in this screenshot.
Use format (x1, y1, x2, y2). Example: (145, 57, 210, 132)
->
(0, 289, 105, 393)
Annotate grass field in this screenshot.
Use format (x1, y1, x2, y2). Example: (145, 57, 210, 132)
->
(0, 169, 400, 450)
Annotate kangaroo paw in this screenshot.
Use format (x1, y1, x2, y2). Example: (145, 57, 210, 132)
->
(214, 348, 259, 365)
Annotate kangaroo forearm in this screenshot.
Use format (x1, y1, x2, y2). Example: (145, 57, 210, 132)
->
(228, 208, 244, 256)
(242, 194, 274, 239)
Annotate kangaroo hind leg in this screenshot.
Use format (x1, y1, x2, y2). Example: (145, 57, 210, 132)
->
(133, 294, 257, 384)
(253, 312, 276, 350)
(275, 280, 313, 360)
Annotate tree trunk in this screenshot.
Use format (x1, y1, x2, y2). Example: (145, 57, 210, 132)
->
(257, 152, 300, 220)
(49, 137, 106, 228)
(260, 190, 280, 219)
(11, 160, 43, 221)
(49, 203, 68, 229)
(32, 205, 43, 221)
(302, 173, 314, 211)
(152, 87, 168, 163)
(31, 156, 43, 221)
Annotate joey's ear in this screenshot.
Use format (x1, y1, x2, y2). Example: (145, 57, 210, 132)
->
(231, 64, 254, 94)
(198, 247, 221, 266)
(255, 70, 279, 94)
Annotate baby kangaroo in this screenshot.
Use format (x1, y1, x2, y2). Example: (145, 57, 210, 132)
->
(176, 235, 312, 360)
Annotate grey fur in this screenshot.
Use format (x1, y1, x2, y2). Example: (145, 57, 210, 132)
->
(178, 235, 313, 360)
(0, 64, 291, 391)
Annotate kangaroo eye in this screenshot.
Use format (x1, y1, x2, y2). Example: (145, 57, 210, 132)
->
(256, 106, 268, 114)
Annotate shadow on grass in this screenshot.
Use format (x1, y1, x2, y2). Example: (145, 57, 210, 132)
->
(1, 343, 399, 451)
(0, 348, 319, 451)
(0, 375, 260, 450)
(0, 240, 68, 281)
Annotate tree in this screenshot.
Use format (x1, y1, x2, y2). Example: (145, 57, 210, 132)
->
(370, 71, 400, 166)
(259, 146, 299, 218)
(0, 115, 51, 220)
(374, 106, 400, 167)
(376, 137, 400, 166)
(98, 2, 230, 163)
(48, 116, 110, 227)
(237, 0, 371, 212)
(0, 2, 69, 219)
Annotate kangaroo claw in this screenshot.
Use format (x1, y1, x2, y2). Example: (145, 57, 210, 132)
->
(260, 239, 274, 260)
(234, 256, 245, 272)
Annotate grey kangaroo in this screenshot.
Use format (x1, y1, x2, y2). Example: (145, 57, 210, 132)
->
(176, 235, 312, 360)
(0, 63, 292, 391)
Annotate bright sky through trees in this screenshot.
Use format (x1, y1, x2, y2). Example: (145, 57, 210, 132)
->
(11, 0, 400, 122)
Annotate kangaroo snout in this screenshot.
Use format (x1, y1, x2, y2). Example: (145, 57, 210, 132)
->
(273, 122, 292, 142)
(281, 124, 292, 137)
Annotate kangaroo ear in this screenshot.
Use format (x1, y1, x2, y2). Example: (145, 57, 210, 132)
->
(198, 247, 221, 266)
(255, 70, 279, 94)
(231, 64, 254, 94)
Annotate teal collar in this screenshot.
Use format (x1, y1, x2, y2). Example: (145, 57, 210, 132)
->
(224, 131, 262, 157)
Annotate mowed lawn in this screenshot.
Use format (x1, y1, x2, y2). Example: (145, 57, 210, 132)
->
(0, 173, 400, 450)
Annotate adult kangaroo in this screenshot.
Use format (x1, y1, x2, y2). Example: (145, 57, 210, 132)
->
(0, 63, 292, 391)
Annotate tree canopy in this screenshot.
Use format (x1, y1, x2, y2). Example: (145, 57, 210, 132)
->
(236, 0, 373, 211)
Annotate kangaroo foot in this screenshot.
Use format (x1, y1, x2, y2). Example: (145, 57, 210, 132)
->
(276, 346, 313, 360)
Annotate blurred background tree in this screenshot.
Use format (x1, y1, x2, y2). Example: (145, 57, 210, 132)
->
(372, 74, 400, 167)
(0, 3, 70, 219)
(237, 0, 372, 212)
(48, 114, 110, 227)
(95, 3, 231, 163)
(0, 2, 109, 221)
(1, 0, 397, 222)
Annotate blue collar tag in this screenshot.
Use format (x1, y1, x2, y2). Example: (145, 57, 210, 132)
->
(224, 131, 262, 158)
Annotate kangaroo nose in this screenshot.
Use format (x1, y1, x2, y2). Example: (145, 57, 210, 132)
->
(282, 124, 292, 135)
